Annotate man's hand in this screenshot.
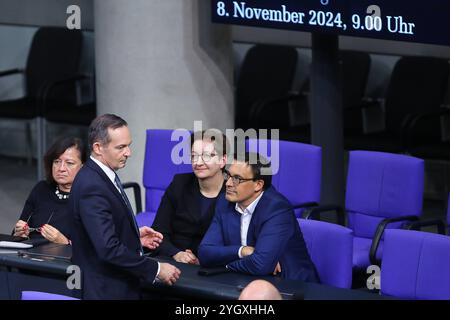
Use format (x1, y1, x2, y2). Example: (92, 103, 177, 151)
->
(173, 249, 199, 265)
(241, 246, 255, 257)
(41, 224, 69, 244)
(13, 220, 29, 238)
(273, 262, 281, 275)
(157, 262, 181, 286)
(139, 226, 163, 250)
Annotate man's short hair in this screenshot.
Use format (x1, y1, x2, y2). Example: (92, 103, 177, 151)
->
(88, 114, 127, 151)
(233, 151, 272, 190)
(190, 129, 229, 158)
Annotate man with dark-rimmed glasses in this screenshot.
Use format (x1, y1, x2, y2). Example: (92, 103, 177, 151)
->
(198, 152, 318, 282)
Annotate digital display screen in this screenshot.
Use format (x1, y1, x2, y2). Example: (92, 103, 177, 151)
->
(211, 0, 450, 46)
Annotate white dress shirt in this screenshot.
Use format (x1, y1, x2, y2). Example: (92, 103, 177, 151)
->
(235, 191, 264, 258)
(90, 156, 120, 191)
(90, 156, 160, 278)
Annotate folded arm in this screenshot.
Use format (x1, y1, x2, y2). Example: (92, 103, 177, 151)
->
(198, 211, 241, 267)
(227, 208, 293, 275)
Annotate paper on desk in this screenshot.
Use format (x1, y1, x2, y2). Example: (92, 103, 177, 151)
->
(0, 241, 33, 249)
(0, 249, 19, 254)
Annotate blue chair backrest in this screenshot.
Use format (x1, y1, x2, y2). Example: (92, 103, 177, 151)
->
(346, 151, 424, 239)
(246, 139, 321, 217)
(298, 219, 353, 289)
(21, 291, 78, 300)
(381, 229, 450, 299)
(143, 129, 192, 214)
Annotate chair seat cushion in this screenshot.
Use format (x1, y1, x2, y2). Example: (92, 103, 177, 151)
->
(352, 237, 383, 269)
(21, 291, 78, 300)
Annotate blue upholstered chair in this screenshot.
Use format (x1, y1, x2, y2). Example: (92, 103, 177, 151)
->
(246, 139, 322, 217)
(298, 219, 353, 288)
(307, 151, 424, 269)
(381, 229, 450, 299)
(133, 129, 192, 227)
(21, 291, 78, 300)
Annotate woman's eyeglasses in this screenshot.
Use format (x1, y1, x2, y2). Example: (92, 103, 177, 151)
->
(25, 211, 55, 233)
(191, 153, 217, 163)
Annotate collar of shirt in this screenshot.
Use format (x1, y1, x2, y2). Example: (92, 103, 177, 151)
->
(235, 191, 264, 216)
(90, 155, 120, 191)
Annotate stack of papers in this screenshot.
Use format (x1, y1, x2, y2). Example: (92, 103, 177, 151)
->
(0, 241, 33, 249)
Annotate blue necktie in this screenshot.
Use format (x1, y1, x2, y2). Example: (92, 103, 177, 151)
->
(114, 174, 141, 240)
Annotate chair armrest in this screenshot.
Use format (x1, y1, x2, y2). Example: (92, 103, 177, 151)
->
(409, 107, 450, 123)
(292, 201, 319, 217)
(304, 204, 346, 226)
(292, 201, 319, 210)
(39, 74, 92, 110)
(122, 182, 143, 214)
(369, 215, 419, 266)
(404, 219, 447, 235)
(403, 107, 450, 147)
(249, 92, 308, 127)
(0, 68, 24, 78)
(360, 98, 383, 110)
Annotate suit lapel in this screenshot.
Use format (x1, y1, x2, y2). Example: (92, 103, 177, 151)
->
(246, 212, 257, 247)
(86, 159, 139, 236)
(86, 159, 124, 205)
(246, 191, 268, 247)
(226, 203, 242, 246)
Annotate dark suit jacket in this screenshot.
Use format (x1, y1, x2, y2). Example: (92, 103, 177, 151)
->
(69, 158, 158, 299)
(152, 173, 224, 257)
(198, 186, 319, 282)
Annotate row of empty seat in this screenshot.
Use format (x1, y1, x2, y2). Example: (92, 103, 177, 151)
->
(236, 44, 450, 163)
(0, 27, 96, 179)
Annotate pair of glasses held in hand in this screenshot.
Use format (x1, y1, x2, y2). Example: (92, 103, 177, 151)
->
(25, 211, 55, 233)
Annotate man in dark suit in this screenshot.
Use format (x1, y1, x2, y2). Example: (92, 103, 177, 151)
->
(198, 152, 318, 282)
(70, 114, 181, 299)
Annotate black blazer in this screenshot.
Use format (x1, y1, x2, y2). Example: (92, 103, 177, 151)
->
(69, 158, 158, 300)
(152, 173, 224, 257)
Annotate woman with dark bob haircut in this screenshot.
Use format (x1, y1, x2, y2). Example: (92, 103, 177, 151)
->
(13, 136, 86, 244)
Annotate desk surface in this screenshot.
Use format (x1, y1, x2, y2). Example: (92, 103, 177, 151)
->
(0, 244, 386, 300)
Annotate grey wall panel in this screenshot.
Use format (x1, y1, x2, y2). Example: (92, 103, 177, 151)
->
(0, 0, 93, 30)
